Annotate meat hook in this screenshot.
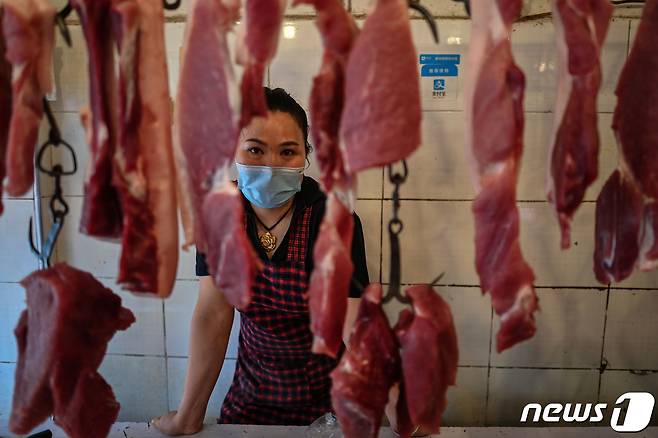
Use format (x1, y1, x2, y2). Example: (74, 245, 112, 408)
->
(408, 0, 439, 43)
(383, 160, 411, 305)
(56, 3, 73, 47)
(163, 0, 182, 10)
(28, 99, 78, 268)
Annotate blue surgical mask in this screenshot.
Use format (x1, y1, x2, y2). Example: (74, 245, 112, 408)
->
(236, 163, 304, 209)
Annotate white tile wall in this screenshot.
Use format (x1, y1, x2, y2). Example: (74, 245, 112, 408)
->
(0, 7, 653, 430)
(599, 370, 658, 426)
(443, 366, 488, 426)
(491, 289, 607, 368)
(99, 355, 168, 422)
(0, 362, 16, 422)
(102, 279, 166, 357)
(0, 283, 25, 363)
(0, 200, 39, 282)
(603, 290, 658, 371)
(167, 357, 237, 419)
(487, 368, 600, 426)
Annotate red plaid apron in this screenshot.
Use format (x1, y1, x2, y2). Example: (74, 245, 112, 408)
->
(218, 206, 339, 425)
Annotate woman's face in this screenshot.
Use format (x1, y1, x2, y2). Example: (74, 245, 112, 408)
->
(235, 111, 306, 168)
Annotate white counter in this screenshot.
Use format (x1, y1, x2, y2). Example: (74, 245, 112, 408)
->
(1, 421, 657, 438)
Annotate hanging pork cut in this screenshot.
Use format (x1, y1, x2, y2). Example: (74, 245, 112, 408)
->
(293, 0, 359, 358)
(72, 0, 123, 238)
(1, 0, 55, 198)
(110, 0, 178, 297)
(308, 192, 354, 357)
(594, 169, 643, 283)
(464, 0, 538, 352)
(594, 0, 658, 282)
(331, 283, 400, 438)
(639, 201, 658, 271)
(176, 0, 261, 309)
(548, 0, 612, 249)
(10, 263, 135, 438)
(236, 0, 286, 129)
(339, 0, 421, 173)
(0, 7, 11, 216)
(394, 284, 458, 435)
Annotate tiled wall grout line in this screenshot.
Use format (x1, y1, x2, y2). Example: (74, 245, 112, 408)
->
(484, 306, 494, 427)
(596, 283, 612, 403)
(162, 300, 170, 410)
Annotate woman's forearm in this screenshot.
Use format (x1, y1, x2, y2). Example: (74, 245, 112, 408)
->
(176, 303, 234, 426)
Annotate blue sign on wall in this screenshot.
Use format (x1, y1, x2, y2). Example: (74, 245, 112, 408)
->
(419, 54, 461, 77)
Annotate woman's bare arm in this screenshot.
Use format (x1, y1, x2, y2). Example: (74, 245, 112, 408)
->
(152, 277, 234, 435)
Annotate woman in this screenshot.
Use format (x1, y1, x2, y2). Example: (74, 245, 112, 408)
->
(152, 87, 369, 434)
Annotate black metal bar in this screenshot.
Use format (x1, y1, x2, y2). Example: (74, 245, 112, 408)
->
(163, 0, 182, 10)
(408, 0, 439, 43)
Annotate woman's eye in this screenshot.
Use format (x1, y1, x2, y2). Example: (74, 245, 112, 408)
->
(282, 149, 295, 156)
(248, 146, 262, 155)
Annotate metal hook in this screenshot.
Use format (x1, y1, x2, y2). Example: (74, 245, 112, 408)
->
(55, 3, 73, 47)
(430, 272, 445, 286)
(408, 0, 439, 43)
(452, 0, 470, 17)
(29, 214, 64, 268)
(163, 0, 182, 10)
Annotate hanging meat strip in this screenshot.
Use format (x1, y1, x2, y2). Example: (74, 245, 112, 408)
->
(10, 264, 135, 438)
(110, 0, 178, 297)
(72, 0, 123, 238)
(308, 192, 354, 357)
(594, 0, 658, 282)
(394, 284, 458, 435)
(548, 0, 612, 249)
(0, 7, 11, 216)
(293, 0, 359, 358)
(331, 283, 400, 438)
(594, 169, 644, 283)
(236, 0, 286, 129)
(1, 0, 55, 198)
(176, 0, 261, 309)
(639, 201, 658, 271)
(339, 0, 421, 173)
(464, 0, 538, 352)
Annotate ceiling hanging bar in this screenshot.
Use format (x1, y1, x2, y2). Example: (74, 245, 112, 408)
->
(409, 0, 439, 43)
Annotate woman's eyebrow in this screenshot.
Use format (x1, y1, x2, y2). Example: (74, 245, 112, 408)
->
(278, 141, 300, 147)
(245, 138, 266, 145)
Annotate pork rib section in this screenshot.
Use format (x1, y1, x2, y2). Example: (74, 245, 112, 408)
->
(395, 284, 458, 435)
(331, 283, 400, 438)
(0, 7, 12, 216)
(111, 0, 178, 297)
(308, 192, 354, 357)
(10, 263, 135, 438)
(236, 0, 285, 129)
(464, 0, 538, 353)
(339, 0, 421, 174)
(548, 0, 612, 249)
(176, 0, 261, 309)
(73, 0, 123, 238)
(1, 0, 55, 197)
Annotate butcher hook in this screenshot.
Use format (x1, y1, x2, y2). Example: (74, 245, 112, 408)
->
(452, 0, 471, 17)
(28, 99, 78, 268)
(56, 3, 73, 47)
(383, 160, 411, 305)
(408, 0, 439, 43)
(163, 0, 182, 10)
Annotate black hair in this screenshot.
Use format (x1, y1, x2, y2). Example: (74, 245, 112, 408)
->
(264, 87, 313, 162)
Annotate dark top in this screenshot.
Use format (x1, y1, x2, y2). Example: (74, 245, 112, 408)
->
(196, 176, 369, 298)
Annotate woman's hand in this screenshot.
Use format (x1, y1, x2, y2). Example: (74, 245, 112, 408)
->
(151, 410, 203, 436)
